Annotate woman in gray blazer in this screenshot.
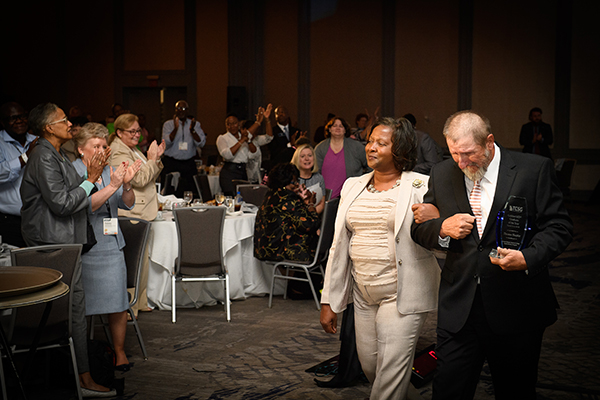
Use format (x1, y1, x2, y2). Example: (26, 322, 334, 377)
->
(320, 117, 440, 399)
(314, 116, 369, 199)
(73, 122, 141, 371)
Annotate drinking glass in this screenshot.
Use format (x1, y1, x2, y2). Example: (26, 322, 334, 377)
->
(183, 191, 193, 206)
(215, 192, 226, 206)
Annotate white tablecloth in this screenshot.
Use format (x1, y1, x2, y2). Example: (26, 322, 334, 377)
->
(146, 210, 284, 310)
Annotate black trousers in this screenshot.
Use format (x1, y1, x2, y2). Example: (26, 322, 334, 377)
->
(160, 156, 198, 198)
(219, 162, 247, 197)
(0, 212, 26, 248)
(433, 286, 545, 400)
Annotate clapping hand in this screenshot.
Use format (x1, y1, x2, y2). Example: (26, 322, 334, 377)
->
(290, 130, 308, 147)
(124, 159, 142, 183)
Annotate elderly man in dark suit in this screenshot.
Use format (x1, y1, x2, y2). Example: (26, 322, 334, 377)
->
(411, 110, 572, 400)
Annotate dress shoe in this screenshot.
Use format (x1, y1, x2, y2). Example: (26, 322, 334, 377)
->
(81, 387, 117, 398)
(114, 362, 134, 372)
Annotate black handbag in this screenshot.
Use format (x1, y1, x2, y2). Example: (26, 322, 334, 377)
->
(81, 216, 97, 254)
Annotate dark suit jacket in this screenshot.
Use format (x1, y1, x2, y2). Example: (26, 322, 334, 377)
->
(411, 145, 572, 335)
(268, 124, 299, 166)
(519, 121, 553, 159)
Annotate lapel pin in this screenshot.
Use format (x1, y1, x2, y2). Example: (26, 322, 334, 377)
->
(412, 179, 424, 188)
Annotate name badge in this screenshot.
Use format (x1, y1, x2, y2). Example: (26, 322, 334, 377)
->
(179, 142, 188, 151)
(103, 218, 118, 235)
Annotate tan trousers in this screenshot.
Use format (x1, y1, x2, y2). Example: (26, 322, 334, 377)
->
(353, 282, 427, 400)
(128, 228, 152, 316)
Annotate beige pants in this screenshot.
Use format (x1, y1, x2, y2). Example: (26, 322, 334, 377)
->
(128, 228, 152, 316)
(354, 282, 427, 400)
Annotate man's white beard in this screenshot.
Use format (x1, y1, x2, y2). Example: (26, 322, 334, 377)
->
(461, 147, 491, 182)
(462, 165, 487, 182)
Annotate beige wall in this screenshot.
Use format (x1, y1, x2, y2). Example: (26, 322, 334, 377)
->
(396, 0, 459, 146)
(123, 0, 186, 71)
(264, 0, 299, 123)
(66, 1, 115, 123)
(196, 2, 228, 145)
(310, 0, 382, 133)
(472, 2, 557, 149)
(569, 1, 600, 149)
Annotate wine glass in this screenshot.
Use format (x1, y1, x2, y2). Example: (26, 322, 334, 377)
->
(183, 191, 193, 206)
(215, 192, 226, 206)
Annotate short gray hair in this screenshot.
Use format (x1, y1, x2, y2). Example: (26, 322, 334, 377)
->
(28, 103, 59, 135)
(75, 122, 109, 155)
(443, 110, 492, 147)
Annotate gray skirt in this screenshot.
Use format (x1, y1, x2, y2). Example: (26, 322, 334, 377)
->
(81, 220, 129, 315)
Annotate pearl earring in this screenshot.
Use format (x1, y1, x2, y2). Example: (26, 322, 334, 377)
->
(80, 153, 84, 157)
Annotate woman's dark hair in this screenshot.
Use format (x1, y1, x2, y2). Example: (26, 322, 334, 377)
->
(267, 163, 299, 190)
(324, 116, 352, 138)
(371, 117, 418, 172)
(28, 102, 59, 135)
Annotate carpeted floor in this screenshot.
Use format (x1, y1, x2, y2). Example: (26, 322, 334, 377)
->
(5, 201, 600, 400)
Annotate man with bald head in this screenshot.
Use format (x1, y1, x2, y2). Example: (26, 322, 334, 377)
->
(411, 110, 572, 399)
(0, 102, 38, 246)
(268, 105, 303, 166)
(161, 100, 206, 197)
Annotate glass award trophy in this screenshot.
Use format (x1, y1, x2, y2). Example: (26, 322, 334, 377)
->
(489, 196, 530, 259)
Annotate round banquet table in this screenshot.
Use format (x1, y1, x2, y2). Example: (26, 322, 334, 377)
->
(0, 266, 69, 400)
(146, 210, 284, 310)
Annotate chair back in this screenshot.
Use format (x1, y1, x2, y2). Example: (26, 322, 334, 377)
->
(9, 244, 83, 344)
(118, 217, 151, 307)
(325, 188, 333, 201)
(556, 158, 576, 192)
(193, 174, 214, 203)
(313, 197, 339, 265)
(173, 207, 226, 276)
(236, 184, 269, 206)
(161, 172, 175, 195)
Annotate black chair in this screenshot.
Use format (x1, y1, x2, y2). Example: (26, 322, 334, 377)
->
(267, 197, 340, 310)
(555, 158, 576, 201)
(236, 184, 269, 207)
(88, 218, 150, 360)
(325, 188, 332, 201)
(193, 174, 214, 203)
(9, 244, 85, 400)
(161, 172, 177, 196)
(172, 207, 230, 323)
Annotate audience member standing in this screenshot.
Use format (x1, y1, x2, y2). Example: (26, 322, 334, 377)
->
(161, 100, 206, 197)
(403, 113, 443, 175)
(110, 113, 165, 317)
(349, 112, 369, 144)
(268, 105, 306, 166)
(21, 102, 115, 396)
(315, 116, 369, 199)
(0, 102, 37, 247)
(412, 110, 572, 400)
(519, 107, 553, 159)
(217, 114, 260, 196)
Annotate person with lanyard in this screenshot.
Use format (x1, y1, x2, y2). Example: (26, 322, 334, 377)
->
(161, 100, 206, 197)
(0, 102, 38, 247)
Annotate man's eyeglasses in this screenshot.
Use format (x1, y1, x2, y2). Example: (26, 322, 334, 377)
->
(8, 113, 28, 123)
(176, 107, 187, 111)
(48, 116, 69, 126)
(122, 129, 142, 135)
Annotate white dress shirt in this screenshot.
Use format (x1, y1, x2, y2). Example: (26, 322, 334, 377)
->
(216, 131, 260, 163)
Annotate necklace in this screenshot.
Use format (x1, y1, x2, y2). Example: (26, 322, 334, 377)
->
(367, 178, 402, 193)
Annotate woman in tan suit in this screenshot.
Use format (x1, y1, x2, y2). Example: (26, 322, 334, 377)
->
(110, 113, 165, 315)
(320, 117, 440, 399)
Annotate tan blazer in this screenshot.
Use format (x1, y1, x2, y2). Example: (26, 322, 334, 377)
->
(321, 171, 440, 315)
(110, 137, 163, 221)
